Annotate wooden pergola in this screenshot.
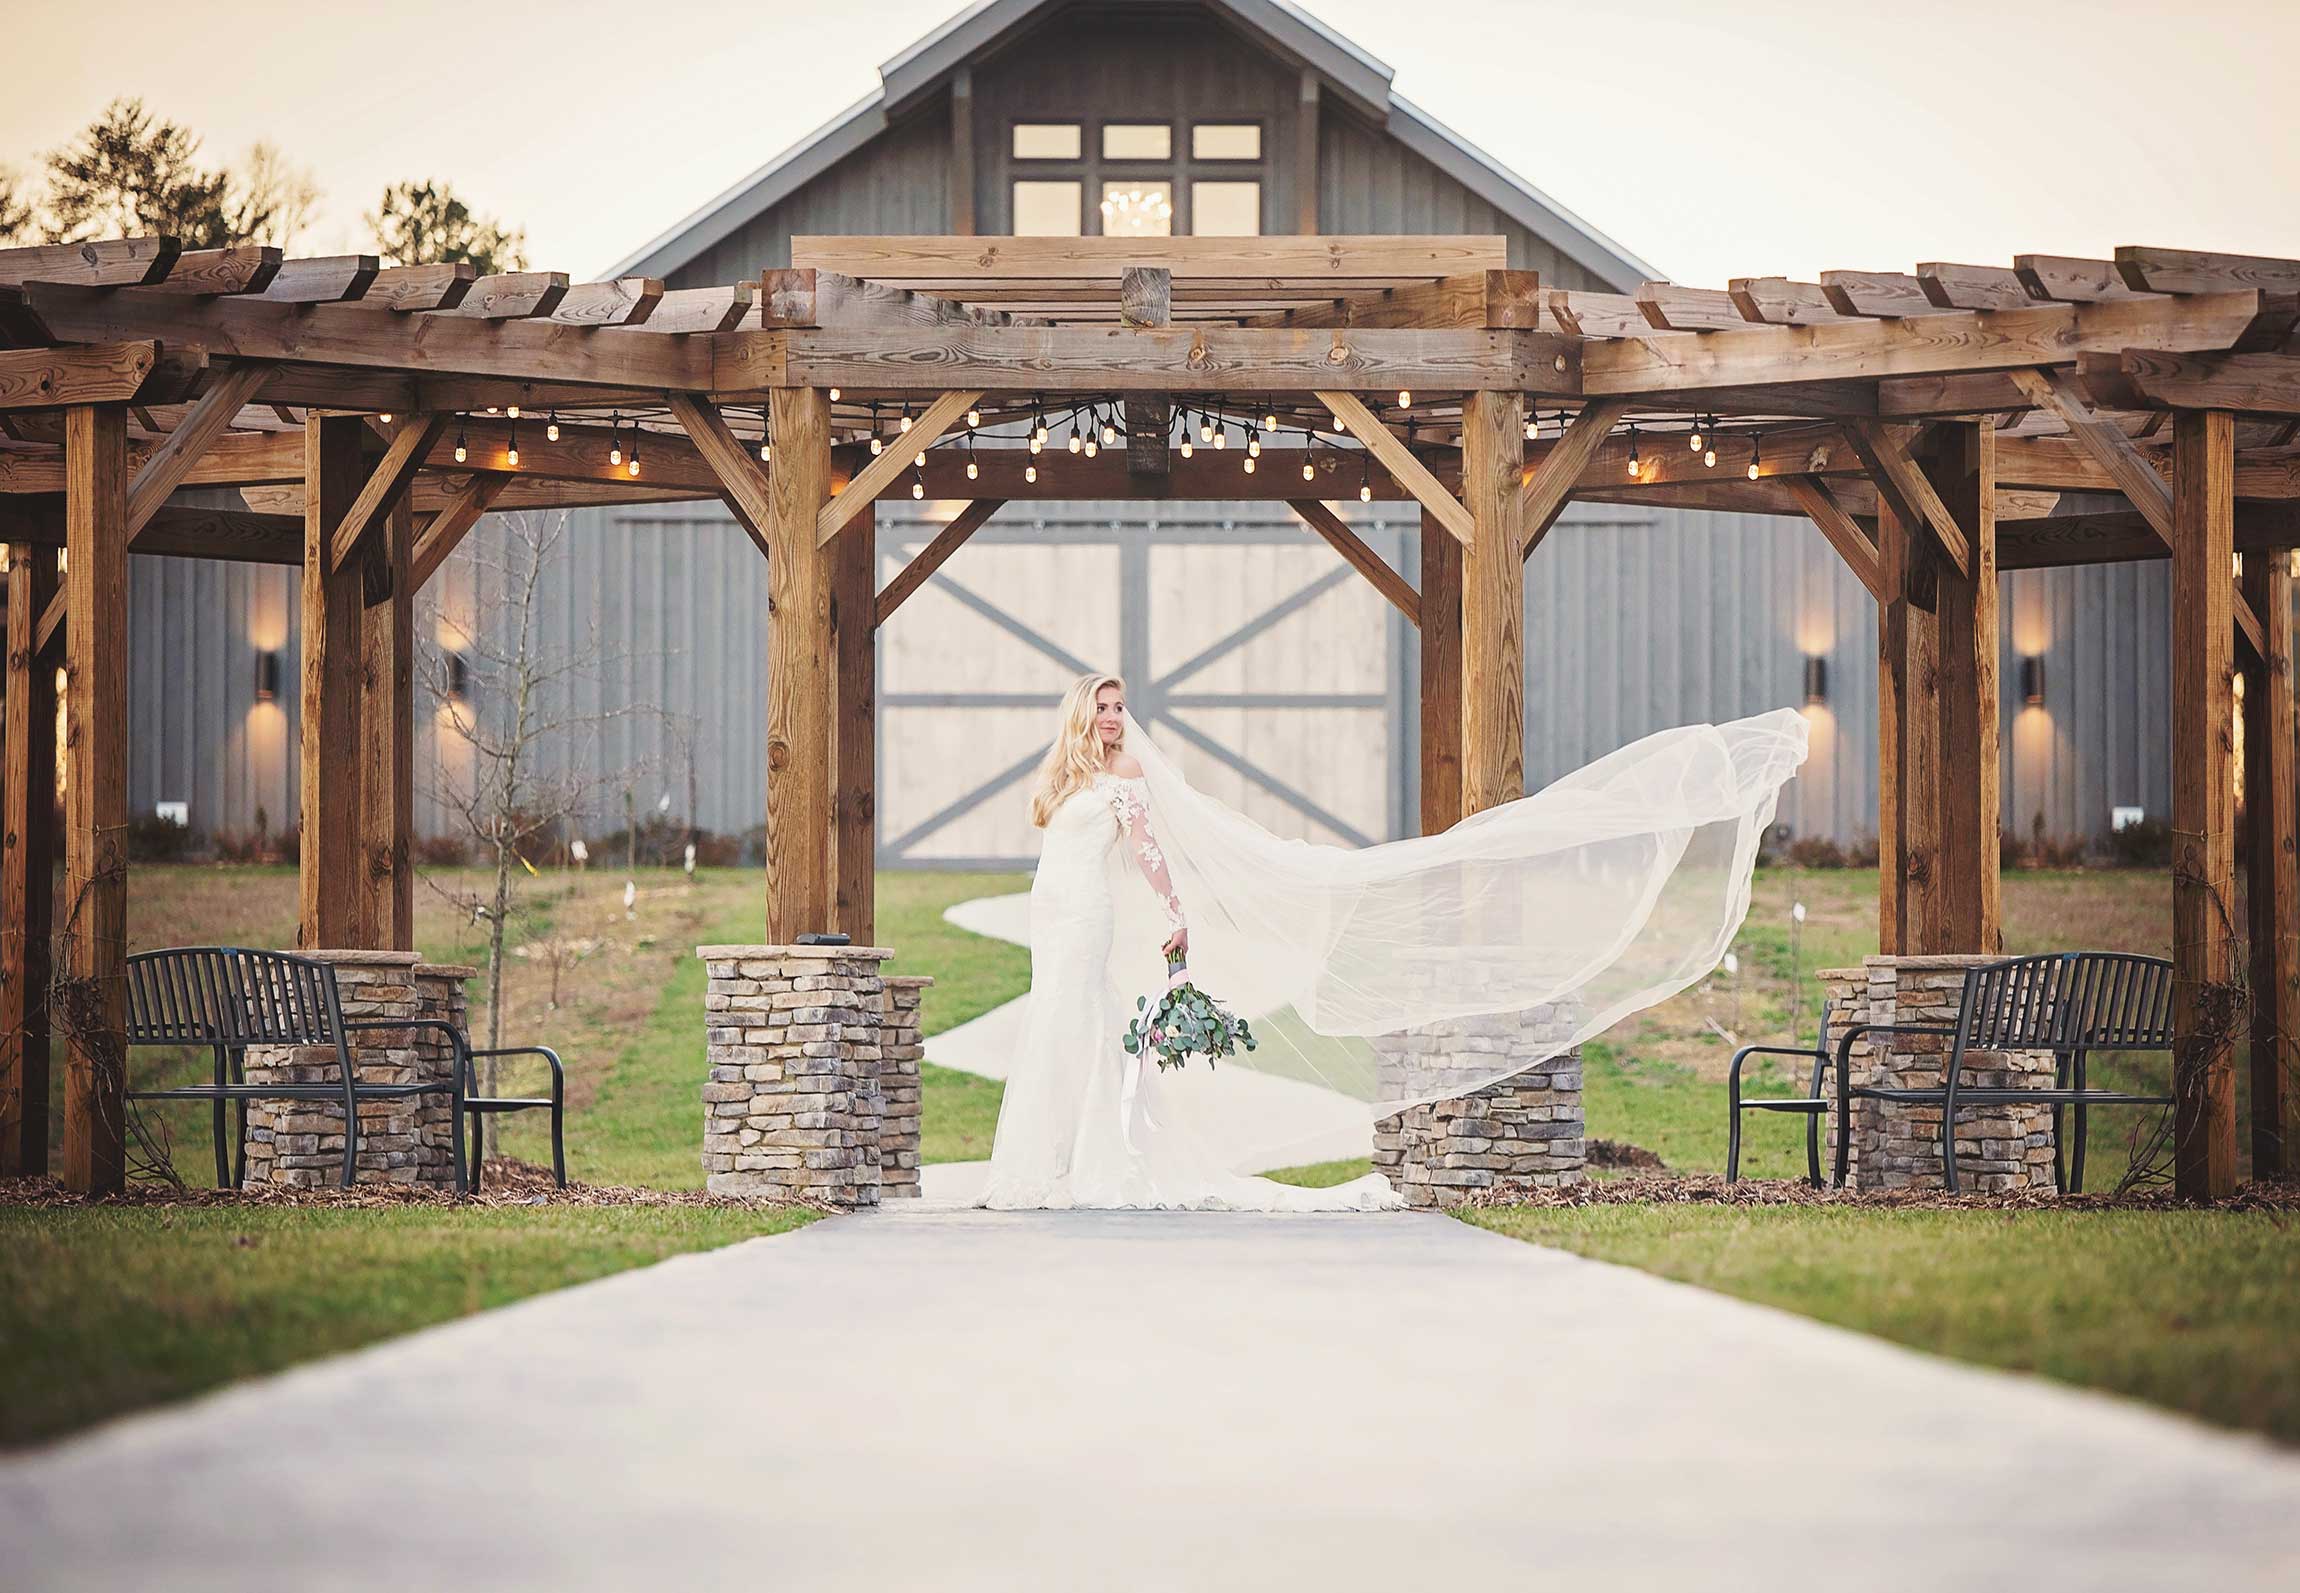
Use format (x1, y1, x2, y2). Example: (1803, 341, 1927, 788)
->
(0, 232, 2294, 1199)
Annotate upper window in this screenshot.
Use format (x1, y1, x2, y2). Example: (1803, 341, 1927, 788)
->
(1102, 123, 1172, 161)
(1012, 123, 1082, 160)
(1191, 123, 1262, 161)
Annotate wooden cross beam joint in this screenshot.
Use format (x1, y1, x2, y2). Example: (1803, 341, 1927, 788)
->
(1318, 389, 1471, 546)
(817, 389, 982, 547)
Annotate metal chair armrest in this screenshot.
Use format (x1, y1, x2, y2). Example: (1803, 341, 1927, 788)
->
(1728, 1043, 1824, 1096)
(465, 1045, 565, 1094)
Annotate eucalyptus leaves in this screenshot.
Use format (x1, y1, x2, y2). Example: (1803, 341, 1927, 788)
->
(1122, 953, 1257, 1072)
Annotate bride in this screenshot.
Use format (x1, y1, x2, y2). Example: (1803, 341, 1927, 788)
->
(978, 672, 1809, 1213)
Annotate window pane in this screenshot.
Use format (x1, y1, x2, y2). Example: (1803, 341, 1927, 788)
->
(1190, 181, 1260, 237)
(1192, 123, 1262, 160)
(1011, 123, 1082, 160)
(1102, 123, 1172, 160)
(1013, 181, 1083, 236)
(1100, 181, 1173, 237)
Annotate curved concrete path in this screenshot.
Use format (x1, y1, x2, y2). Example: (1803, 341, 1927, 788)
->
(4, 1206, 2295, 1591)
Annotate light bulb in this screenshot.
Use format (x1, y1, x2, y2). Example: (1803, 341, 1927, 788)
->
(759, 439, 772, 464)
(1626, 448, 1639, 480)
(454, 441, 467, 464)
(1213, 431, 1226, 450)
(1263, 409, 1277, 430)
(1525, 418, 1538, 441)
(379, 412, 394, 424)
(966, 407, 980, 427)
(1030, 436, 1043, 455)
(899, 412, 913, 434)
(610, 442, 622, 465)
(828, 387, 841, 402)
(546, 419, 560, 442)
(1069, 433, 1082, 454)
(1359, 484, 1372, 502)
(627, 457, 640, 478)
(1397, 389, 1412, 407)
(507, 445, 519, 467)
(485, 405, 500, 415)
(1034, 422, 1049, 444)
(1747, 457, 1760, 481)
(1302, 460, 1316, 481)
(1101, 421, 1116, 446)
(914, 451, 926, 468)
(1084, 438, 1098, 458)
(1247, 436, 1261, 458)
(1689, 428, 1703, 453)
(966, 459, 978, 480)
(911, 480, 923, 499)
(1025, 463, 1037, 483)
(1703, 445, 1717, 468)
(1180, 439, 1194, 459)
(1243, 456, 1256, 475)
(870, 436, 883, 456)
(506, 405, 520, 420)
(1199, 418, 1214, 443)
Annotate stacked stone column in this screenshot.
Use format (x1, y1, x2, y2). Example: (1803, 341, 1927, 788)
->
(1817, 954, 2057, 1192)
(698, 943, 905, 1206)
(879, 975, 931, 1200)
(241, 951, 470, 1189)
(1371, 998, 1586, 1210)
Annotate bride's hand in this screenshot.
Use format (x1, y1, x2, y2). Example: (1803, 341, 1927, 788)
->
(1161, 927, 1189, 961)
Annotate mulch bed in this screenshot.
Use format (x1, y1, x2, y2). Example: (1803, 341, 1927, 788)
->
(1465, 1170, 2300, 1214)
(0, 1159, 823, 1213)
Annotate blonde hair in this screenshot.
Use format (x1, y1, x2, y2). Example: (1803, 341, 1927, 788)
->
(1028, 672, 1125, 827)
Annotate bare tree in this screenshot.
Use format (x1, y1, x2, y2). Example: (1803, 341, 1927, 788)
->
(419, 511, 654, 1088)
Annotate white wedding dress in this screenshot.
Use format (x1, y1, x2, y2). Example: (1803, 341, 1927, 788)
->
(978, 709, 1810, 1213)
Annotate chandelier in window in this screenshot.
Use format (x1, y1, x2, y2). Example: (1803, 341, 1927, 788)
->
(1099, 186, 1173, 237)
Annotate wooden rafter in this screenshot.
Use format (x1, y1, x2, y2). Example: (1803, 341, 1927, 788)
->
(667, 394, 776, 561)
(408, 472, 514, 591)
(1517, 398, 1629, 558)
(1287, 500, 1419, 625)
(875, 499, 1006, 627)
(1785, 477, 1884, 601)
(124, 362, 270, 537)
(327, 414, 450, 571)
(2006, 366, 2173, 547)
(817, 389, 981, 546)
(1319, 390, 1471, 546)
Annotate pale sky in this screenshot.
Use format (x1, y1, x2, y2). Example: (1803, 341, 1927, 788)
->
(6, 0, 2296, 288)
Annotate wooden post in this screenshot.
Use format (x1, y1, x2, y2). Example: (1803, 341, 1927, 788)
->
(1, 545, 60, 1176)
(1419, 508, 1462, 833)
(831, 500, 876, 945)
(1922, 421, 2001, 953)
(949, 66, 976, 237)
(2242, 546, 2298, 1177)
(1875, 502, 1943, 954)
(1459, 390, 1525, 815)
(300, 414, 370, 948)
(767, 387, 835, 942)
(60, 402, 128, 1196)
(2171, 407, 2238, 1200)
(355, 493, 415, 950)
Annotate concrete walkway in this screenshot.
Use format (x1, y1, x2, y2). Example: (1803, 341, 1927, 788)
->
(4, 1207, 2294, 1591)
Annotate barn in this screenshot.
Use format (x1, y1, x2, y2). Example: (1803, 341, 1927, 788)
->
(124, 0, 2174, 863)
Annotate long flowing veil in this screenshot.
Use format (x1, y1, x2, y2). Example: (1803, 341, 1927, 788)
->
(1105, 707, 1810, 1175)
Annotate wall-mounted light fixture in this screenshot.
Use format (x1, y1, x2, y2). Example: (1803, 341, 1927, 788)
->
(2021, 655, 2045, 708)
(1803, 655, 1827, 707)
(255, 649, 280, 703)
(447, 651, 470, 701)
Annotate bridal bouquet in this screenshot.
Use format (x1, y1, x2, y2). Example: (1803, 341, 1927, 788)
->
(1122, 953, 1257, 1072)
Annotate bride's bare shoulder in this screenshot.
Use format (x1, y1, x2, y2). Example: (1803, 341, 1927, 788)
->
(1104, 751, 1145, 779)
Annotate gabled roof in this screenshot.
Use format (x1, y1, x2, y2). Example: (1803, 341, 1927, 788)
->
(606, 0, 1656, 290)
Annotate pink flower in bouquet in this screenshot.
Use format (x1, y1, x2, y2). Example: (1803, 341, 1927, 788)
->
(1148, 1027, 1164, 1046)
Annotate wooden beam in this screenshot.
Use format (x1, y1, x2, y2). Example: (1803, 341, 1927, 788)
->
(1544, 291, 1652, 338)
(357, 495, 414, 950)
(1459, 390, 1524, 815)
(1120, 266, 1171, 330)
(1728, 277, 1849, 326)
(1, 498, 301, 564)
(34, 584, 65, 656)
(1875, 500, 1940, 955)
(1, 544, 60, 1176)
(1786, 477, 1884, 601)
(2235, 586, 2268, 667)
(259, 254, 381, 303)
(2118, 246, 2300, 296)
(60, 403, 129, 1195)
(1915, 263, 2035, 312)
(831, 502, 875, 944)
(792, 235, 1510, 283)
(327, 414, 449, 572)
(408, 471, 513, 591)
(1517, 398, 1629, 558)
(1287, 500, 1420, 625)
(300, 414, 369, 949)
(1581, 290, 2277, 396)
(817, 389, 981, 546)
(549, 278, 664, 328)
(766, 388, 835, 942)
(1822, 271, 1958, 319)
(1418, 509, 1461, 832)
(1320, 390, 1472, 546)
(142, 245, 282, 296)
(0, 342, 161, 410)
(365, 262, 477, 313)
(0, 237, 179, 288)
(1636, 283, 1748, 332)
(1998, 504, 2300, 570)
(1846, 420, 1972, 578)
(2242, 545, 2299, 1178)
(2013, 255, 2154, 303)
(2109, 348, 2300, 416)
(1241, 271, 1541, 331)
(1924, 422, 2001, 955)
(760, 268, 1041, 332)
(644, 282, 755, 334)
(123, 362, 270, 537)
(2006, 366, 2174, 547)
(431, 272, 569, 320)
(875, 500, 1004, 628)
(667, 394, 776, 562)
(2169, 408, 2239, 1201)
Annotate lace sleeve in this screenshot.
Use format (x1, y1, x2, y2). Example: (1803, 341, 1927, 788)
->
(1108, 779, 1185, 932)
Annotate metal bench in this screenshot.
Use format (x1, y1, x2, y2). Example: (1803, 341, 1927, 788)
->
(1827, 951, 2175, 1194)
(1724, 1001, 1837, 1187)
(123, 947, 468, 1192)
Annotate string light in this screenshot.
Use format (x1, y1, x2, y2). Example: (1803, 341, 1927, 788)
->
(378, 411, 394, 424)
(1703, 432, 1718, 469)
(965, 433, 979, 481)
(1247, 429, 1262, 459)
(868, 401, 883, 456)
(627, 426, 641, 478)
(506, 405, 520, 421)
(453, 416, 467, 465)
(966, 405, 981, 428)
(608, 412, 622, 467)
(506, 416, 520, 469)
(1069, 418, 1083, 455)
(899, 405, 913, 434)
(1033, 400, 1049, 448)
(1747, 434, 1762, 482)
(485, 404, 500, 415)
(1689, 417, 1705, 453)
(1199, 413, 1215, 444)
(828, 387, 841, 402)
(1212, 425, 1227, 450)
(1100, 412, 1117, 447)
(1625, 425, 1640, 480)
(1397, 389, 1412, 408)
(1525, 409, 1539, 442)
(545, 408, 560, 443)
(1262, 403, 1278, 431)
(914, 450, 926, 468)
(1025, 461, 1038, 484)
(1179, 409, 1195, 459)
(1358, 451, 1373, 503)
(911, 459, 924, 499)
(1082, 410, 1099, 457)
(758, 405, 771, 464)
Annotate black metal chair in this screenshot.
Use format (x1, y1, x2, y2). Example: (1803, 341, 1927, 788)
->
(460, 1041, 567, 1193)
(1828, 952, 2176, 1194)
(123, 947, 467, 1192)
(1725, 1000, 1836, 1187)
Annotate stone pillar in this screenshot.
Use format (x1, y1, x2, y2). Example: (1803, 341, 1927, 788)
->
(241, 951, 468, 1188)
(698, 943, 893, 1206)
(1371, 1001, 1585, 1210)
(879, 975, 931, 1200)
(1817, 954, 2056, 1192)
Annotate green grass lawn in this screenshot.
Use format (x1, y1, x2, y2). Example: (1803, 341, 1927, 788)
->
(0, 1202, 814, 1449)
(1463, 1201, 2300, 1445)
